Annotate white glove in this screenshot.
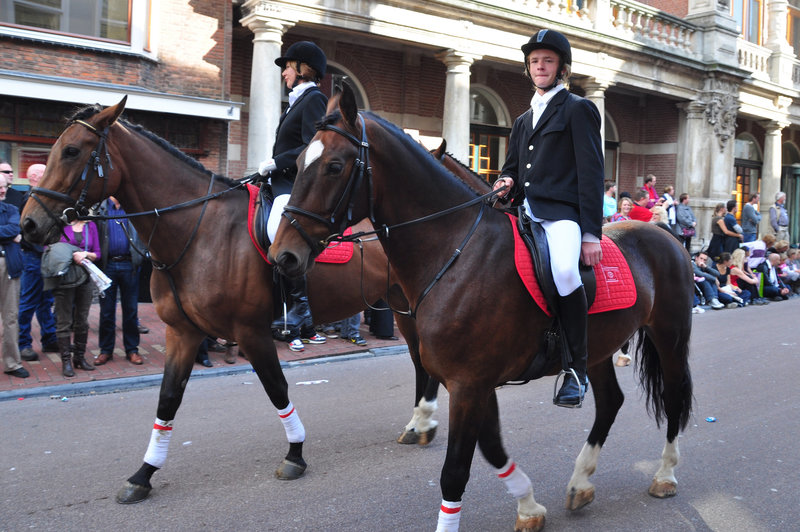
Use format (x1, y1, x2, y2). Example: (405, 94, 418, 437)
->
(258, 159, 277, 176)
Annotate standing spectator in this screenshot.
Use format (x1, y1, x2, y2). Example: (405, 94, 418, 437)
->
(51, 219, 100, 377)
(94, 197, 143, 366)
(610, 196, 633, 222)
(642, 174, 659, 208)
(676, 193, 697, 251)
(0, 161, 26, 211)
(17, 164, 58, 362)
(722, 200, 744, 254)
(740, 193, 761, 243)
(0, 171, 28, 378)
(707, 203, 741, 261)
(629, 190, 655, 222)
(769, 192, 790, 243)
(339, 313, 366, 346)
(661, 185, 677, 231)
(602, 181, 617, 221)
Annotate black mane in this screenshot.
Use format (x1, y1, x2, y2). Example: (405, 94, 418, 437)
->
(67, 104, 242, 189)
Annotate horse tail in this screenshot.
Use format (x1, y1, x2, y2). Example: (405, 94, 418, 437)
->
(634, 328, 693, 431)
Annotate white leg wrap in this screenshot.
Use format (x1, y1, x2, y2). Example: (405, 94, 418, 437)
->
(143, 418, 173, 469)
(435, 500, 462, 532)
(495, 460, 532, 499)
(278, 402, 305, 443)
(405, 398, 439, 433)
(567, 442, 601, 494)
(653, 440, 679, 485)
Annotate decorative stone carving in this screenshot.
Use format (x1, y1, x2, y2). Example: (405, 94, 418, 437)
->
(701, 77, 739, 152)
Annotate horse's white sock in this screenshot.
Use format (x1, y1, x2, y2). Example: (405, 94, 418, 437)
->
(278, 402, 305, 443)
(495, 460, 532, 499)
(143, 418, 173, 468)
(435, 500, 462, 531)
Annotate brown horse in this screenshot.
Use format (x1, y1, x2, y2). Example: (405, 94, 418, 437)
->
(269, 86, 694, 531)
(19, 96, 439, 504)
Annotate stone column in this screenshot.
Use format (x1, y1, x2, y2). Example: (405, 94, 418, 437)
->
(766, 0, 795, 85)
(582, 79, 611, 148)
(436, 50, 481, 163)
(760, 120, 788, 237)
(239, 13, 294, 172)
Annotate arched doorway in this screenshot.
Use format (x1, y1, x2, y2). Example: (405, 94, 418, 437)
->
(468, 86, 510, 183)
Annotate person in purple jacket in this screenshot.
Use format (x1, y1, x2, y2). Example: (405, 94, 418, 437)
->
(53, 219, 100, 377)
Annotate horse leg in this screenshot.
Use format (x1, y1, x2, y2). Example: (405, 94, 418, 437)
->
(238, 336, 307, 480)
(565, 358, 625, 511)
(117, 327, 202, 504)
(395, 309, 439, 446)
(640, 329, 692, 498)
(478, 391, 546, 532)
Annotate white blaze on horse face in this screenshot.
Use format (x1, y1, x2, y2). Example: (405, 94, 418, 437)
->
(304, 139, 324, 169)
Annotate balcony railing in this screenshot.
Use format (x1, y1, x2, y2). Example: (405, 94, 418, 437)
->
(607, 0, 698, 58)
(737, 39, 771, 81)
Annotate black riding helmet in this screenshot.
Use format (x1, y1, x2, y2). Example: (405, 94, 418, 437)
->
(275, 41, 327, 79)
(521, 29, 572, 66)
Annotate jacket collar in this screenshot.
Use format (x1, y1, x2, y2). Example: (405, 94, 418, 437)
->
(524, 89, 569, 138)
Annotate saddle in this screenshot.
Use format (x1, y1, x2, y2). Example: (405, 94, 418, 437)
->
(510, 208, 596, 383)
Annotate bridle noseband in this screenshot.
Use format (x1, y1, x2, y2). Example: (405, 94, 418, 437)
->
(29, 119, 112, 226)
(282, 113, 374, 255)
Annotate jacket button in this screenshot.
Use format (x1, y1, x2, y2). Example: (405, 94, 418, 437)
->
(525, 182, 530, 187)
(526, 163, 531, 169)
(528, 145, 533, 150)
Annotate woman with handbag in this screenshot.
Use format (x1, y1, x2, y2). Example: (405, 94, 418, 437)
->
(52, 219, 100, 377)
(675, 193, 697, 251)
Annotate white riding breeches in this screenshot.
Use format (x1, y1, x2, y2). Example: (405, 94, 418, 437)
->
(523, 199, 582, 296)
(268, 193, 291, 243)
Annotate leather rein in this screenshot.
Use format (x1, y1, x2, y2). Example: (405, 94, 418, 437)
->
(281, 113, 506, 318)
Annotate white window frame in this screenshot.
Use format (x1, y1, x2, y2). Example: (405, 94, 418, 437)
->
(0, 0, 156, 59)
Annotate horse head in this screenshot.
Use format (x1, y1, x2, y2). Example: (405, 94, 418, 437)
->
(21, 96, 127, 245)
(270, 84, 373, 278)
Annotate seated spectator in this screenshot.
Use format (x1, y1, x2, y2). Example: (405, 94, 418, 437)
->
(730, 247, 768, 305)
(755, 253, 791, 301)
(778, 250, 800, 294)
(650, 205, 668, 224)
(713, 252, 750, 308)
(610, 197, 633, 222)
(630, 189, 657, 222)
(692, 251, 724, 309)
(744, 234, 775, 270)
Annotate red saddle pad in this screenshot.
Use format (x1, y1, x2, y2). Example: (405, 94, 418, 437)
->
(247, 184, 354, 264)
(506, 213, 636, 316)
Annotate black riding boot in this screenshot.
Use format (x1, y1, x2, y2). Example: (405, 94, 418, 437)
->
(59, 336, 75, 378)
(272, 275, 314, 339)
(553, 286, 589, 408)
(72, 331, 95, 371)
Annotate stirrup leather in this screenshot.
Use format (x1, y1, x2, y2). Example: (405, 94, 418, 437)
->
(552, 368, 585, 409)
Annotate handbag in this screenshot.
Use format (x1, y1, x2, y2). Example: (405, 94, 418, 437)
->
(681, 227, 696, 237)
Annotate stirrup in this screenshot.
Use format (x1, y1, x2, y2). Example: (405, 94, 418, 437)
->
(553, 368, 585, 409)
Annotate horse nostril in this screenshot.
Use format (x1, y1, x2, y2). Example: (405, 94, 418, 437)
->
(21, 217, 36, 236)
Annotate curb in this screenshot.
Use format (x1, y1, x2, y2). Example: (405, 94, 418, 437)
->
(0, 345, 410, 403)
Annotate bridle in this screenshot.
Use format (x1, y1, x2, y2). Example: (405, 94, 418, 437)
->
(281, 114, 374, 255)
(29, 119, 112, 226)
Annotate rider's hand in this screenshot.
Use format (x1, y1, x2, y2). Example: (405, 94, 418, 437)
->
(581, 241, 602, 266)
(493, 177, 513, 198)
(258, 159, 277, 176)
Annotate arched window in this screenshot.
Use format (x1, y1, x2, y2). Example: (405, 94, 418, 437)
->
(604, 112, 620, 185)
(469, 86, 510, 183)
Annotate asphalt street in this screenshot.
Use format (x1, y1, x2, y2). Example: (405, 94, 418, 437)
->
(1, 299, 798, 531)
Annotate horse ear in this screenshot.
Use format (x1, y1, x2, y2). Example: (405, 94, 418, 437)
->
(96, 96, 127, 129)
(339, 84, 358, 128)
(438, 139, 447, 154)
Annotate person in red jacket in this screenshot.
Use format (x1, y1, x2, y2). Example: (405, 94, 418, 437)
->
(630, 189, 657, 222)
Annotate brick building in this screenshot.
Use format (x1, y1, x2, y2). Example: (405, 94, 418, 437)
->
(3, 0, 800, 246)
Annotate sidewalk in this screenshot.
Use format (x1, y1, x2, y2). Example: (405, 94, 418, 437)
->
(0, 302, 407, 400)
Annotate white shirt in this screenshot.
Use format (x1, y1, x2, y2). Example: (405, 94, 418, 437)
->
(530, 84, 565, 129)
(288, 81, 316, 108)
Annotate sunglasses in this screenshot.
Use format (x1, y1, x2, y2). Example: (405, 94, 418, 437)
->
(0, 170, 13, 174)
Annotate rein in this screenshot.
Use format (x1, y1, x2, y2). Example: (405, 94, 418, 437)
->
(283, 112, 506, 318)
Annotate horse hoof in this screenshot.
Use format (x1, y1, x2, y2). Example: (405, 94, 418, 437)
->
(416, 426, 437, 446)
(396, 429, 420, 445)
(115, 481, 151, 504)
(275, 458, 307, 480)
(515, 514, 545, 532)
(648, 479, 677, 498)
(566, 486, 595, 511)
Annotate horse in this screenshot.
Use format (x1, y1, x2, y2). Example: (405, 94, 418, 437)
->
(19, 96, 439, 504)
(268, 85, 694, 531)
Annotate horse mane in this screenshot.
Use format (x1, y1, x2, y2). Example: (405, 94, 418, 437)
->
(361, 111, 482, 199)
(66, 104, 242, 189)
(442, 151, 491, 196)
